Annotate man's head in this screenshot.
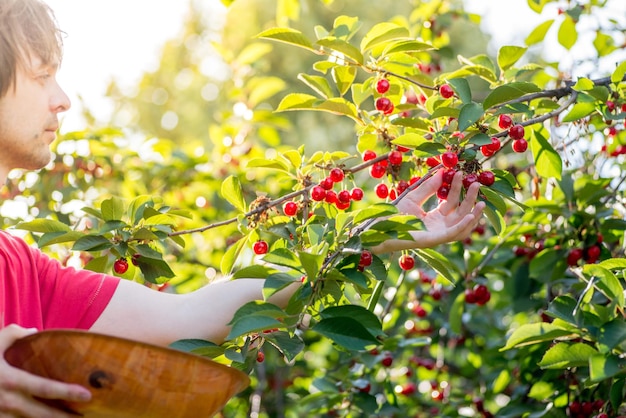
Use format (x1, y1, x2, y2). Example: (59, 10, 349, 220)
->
(0, 0, 63, 99)
(0, 0, 69, 182)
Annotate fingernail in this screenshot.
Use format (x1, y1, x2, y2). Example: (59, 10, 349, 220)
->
(77, 390, 92, 402)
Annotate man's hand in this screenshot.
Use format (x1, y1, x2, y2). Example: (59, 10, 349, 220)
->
(0, 324, 92, 418)
(374, 169, 486, 253)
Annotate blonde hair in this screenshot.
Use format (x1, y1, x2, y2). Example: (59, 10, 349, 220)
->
(0, 0, 63, 97)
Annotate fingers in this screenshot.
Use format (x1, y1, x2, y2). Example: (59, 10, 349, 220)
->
(0, 325, 91, 418)
(0, 325, 37, 352)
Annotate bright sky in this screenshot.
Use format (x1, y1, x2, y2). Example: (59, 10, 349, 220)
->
(45, 0, 624, 132)
(46, 0, 192, 131)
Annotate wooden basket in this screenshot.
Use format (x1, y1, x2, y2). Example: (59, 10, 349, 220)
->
(4, 330, 250, 417)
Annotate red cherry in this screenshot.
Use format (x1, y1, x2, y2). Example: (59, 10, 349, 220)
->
(426, 156, 440, 167)
(442, 168, 456, 185)
(375, 183, 389, 199)
(329, 168, 345, 183)
(363, 150, 377, 161)
(370, 163, 387, 179)
(375, 97, 394, 115)
(319, 177, 334, 190)
(462, 173, 479, 189)
(359, 250, 373, 267)
(335, 200, 350, 210)
(439, 84, 454, 99)
(399, 254, 415, 270)
(400, 382, 417, 395)
(113, 258, 129, 274)
(256, 351, 265, 363)
(498, 114, 513, 129)
(337, 190, 351, 203)
(131, 253, 141, 266)
(584, 245, 601, 263)
(376, 78, 390, 94)
(253, 240, 268, 255)
(465, 288, 477, 304)
(606, 100, 616, 112)
(509, 124, 525, 140)
(311, 185, 326, 201)
(388, 150, 403, 166)
(283, 201, 298, 216)
(478, 170, 495, 186)
(487, 136, 501, 152)
(381, 353, 393, 367)
(350, 187, 364, 201)
(441, 151, 458, 168)
(481, 144, 495, 157)
(396, 180, 409, 194)
(566, 248, 583, 266)
(325, 190, 338, 204)
(436, 185, 450, 200)
(512, 138, 528, 153)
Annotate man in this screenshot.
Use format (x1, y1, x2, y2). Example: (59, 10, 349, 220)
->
(0, 0, 485, 416)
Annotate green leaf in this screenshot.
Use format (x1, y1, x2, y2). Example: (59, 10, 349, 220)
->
(557, 16, 578, 50)
(101, 197, 125, 222)
(353, 203, 397, 224)
(561, 101, 596, 122)
(312, 317, 380, 351)
(596, 320, 626, 353)
(414, 248, 458, 286)
(263, 273, 297, 300)
(483, 82, 542, 110)
(392, 133, 446, 156)
(482, 202, 505, 235)
(232, 265, 273, 279)
(331, 65, 357, 96)
(169, 339, 222, 358)
(449, 292, 465, 334)
(298, 74, 334, 99)
(83, 255, 109, 273)
(612, 60, 626, 84)
(593, 31, 616, 58)
(525, 20, 554, 46)
(248, 76, 287, 107)
(531, 129, 562, 180)
(276, 93, 319, 112)
(457, 102, 484, 132)
(497, 46, 527, 72)
(298, 249, 327, 283)
(71, 235, 113, 252)
(16, 218, 71, 233)
(37, 231, 84, 247)
(538, 342, 598, 369)
(589, 354, 626, 382)
(227, 315, 285, 341)
(246, 157, 290, 172)
(315, 98, 360, 122)
(501, 323, 572, 350)
(220, 175, 246, 213)
(382, 40, 434, 55)
(263, 247, 303, 271)
(447, 78, 472, 104)
(264, 331, 305, 362)
(572, 77, 595, 91)
(582, 264, 625, 307)
(135, 257, 175, 283)
(320, 305, 384, 338)
(256, 27, 316, 52)
(316, 37, 363, 64)
(360, 22, 410, 52)
(221, 235, 246, 275)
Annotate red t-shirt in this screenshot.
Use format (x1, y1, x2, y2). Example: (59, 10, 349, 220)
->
(0, 230, 120, 330)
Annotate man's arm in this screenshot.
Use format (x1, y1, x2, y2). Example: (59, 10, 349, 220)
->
(0, 325, 92, 418)
(90, 169, 484, 347)
(89, 278, 300, 346)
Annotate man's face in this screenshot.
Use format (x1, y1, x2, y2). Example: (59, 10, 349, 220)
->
(0, 54, 70, 179)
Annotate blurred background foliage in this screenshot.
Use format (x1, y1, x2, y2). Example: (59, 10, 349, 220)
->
(2, 0, 626, 416)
